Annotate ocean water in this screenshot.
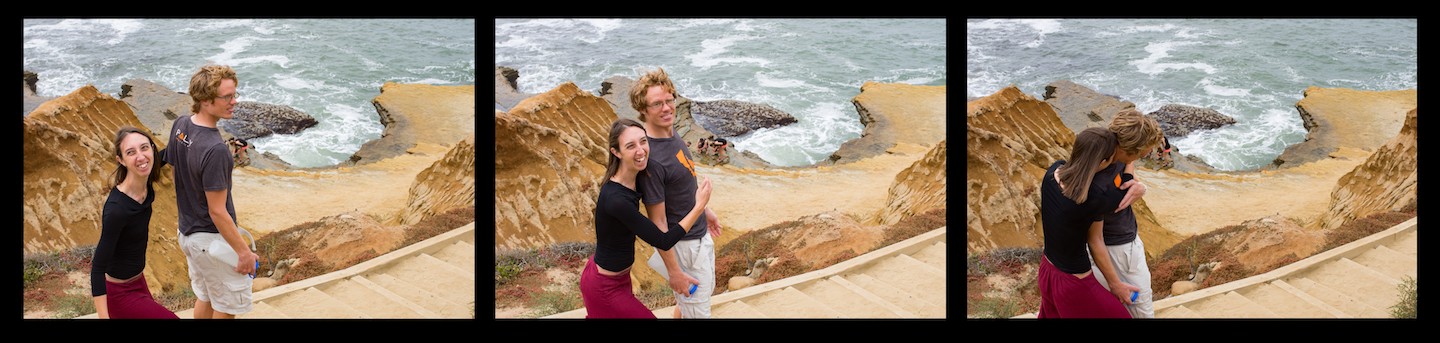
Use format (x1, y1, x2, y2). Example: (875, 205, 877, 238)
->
(495, 18, 947, 167)
(967, 19, 1417, 171)
(23, 18, 476, 168)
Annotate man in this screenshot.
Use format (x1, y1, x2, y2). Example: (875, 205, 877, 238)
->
(1087, 109, 1165, 318)
(164, 64, 257, 319)
(631, 67, 722, 318)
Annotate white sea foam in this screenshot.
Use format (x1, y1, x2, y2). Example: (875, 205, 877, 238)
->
(1199, 78, 1252, 97)
(209, 36, 290, 68)
(1131, 41, 1217, 75)
(688, 35, 770, 69)
(1125, 24, 1178, 33)
(275, 74, 319, 90)
(729, 101, 860, 166)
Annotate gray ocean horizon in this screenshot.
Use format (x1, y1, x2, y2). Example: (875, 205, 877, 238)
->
(968, 18, 1416, 171)
(24, 18, 477, 168)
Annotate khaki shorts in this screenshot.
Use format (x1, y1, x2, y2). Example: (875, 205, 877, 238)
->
(178, 229, 253, 315)
(647, 234, 715, 318)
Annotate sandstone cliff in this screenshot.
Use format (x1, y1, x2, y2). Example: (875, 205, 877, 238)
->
(877, 140, 946, 226)
(351, 83, 475, 165)
(506, 82, 616, 166)
(1315, 109, 1417, 231)
(828, 82, 946, 165)
(494, 103, 608, 250)
(1273, 87, 1416, 168)
(23, 85, 189, 294)
(400, 134, 475, 226)
(966, 86, 1073, 253)
(967, 86, 1181, 258)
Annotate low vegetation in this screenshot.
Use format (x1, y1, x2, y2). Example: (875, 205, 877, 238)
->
(1390, 276, 1417, 319)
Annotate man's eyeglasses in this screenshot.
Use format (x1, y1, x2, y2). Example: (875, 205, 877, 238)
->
(215, 92, 239, 102)
(647, 98, 677, 109)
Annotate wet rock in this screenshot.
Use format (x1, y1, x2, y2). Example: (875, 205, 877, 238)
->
(1146, 104, 1237, 138)
(689, 99, 797, 137)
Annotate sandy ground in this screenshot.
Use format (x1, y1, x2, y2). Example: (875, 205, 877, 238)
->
(697, 142, 934, 233)
(231, 142, 451, 235)
(1137, 147, 1370, 236)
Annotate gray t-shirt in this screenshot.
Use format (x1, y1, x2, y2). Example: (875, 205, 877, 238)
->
(163, 115, 236, 236)
(638, 131, 707, 240)
(1096, 162, 1138, 245)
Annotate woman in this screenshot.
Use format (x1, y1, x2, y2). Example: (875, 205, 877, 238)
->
(581, 118, 712, 318)
(91, 126, 179, 319)
(1036, 127, 1139, 318)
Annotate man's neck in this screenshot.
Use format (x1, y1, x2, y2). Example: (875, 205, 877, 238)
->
(191, 111, 219, 128)
(643, 122, 673, 139)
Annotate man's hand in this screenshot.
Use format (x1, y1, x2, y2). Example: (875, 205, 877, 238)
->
(1110, 280, 1142, 305)
(236, 250, 259, 276)
(1116, 179, 1146, 212)
(705, 208, 721, 237)
(668, 270, 701, 297)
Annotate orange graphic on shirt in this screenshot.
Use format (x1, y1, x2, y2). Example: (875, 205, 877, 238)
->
(676, 150, 696, 177)
(1114, 174, 1122, 188)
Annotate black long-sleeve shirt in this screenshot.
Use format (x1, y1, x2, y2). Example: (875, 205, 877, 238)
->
(593, 180, 687, 272)
(91, 182, 155, 296)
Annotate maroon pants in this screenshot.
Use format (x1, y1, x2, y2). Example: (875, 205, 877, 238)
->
(104, 274, 179, 319)
(1036, 255, 1132, 318)
(579, 256, 656, 319)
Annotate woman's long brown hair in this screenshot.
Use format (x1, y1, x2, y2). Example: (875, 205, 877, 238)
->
(1057, 127, 1117, 204)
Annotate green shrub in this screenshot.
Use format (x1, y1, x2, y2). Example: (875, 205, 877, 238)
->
(1391, 276, 1417, 319)
(53, 293, 96, 319)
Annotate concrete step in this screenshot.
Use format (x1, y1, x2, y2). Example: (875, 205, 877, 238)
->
(1350, 245, 1417, 282)
(318, 278, 425, 318)
(861, 254, 946, 306)
(1269, 279, 1348, 318)
(378, 253, 474, 307)
(351, 275, 442, 318)
(909, 241, 946, 271)
(795, 277, 901, 318)
(712, 300, 769, 318)
(1186, 291, 1281, 318)
(845, 273, 943, 317)
(1304, 258, 1401, 313)
(1237, 282, 1335, 318)
(368, 273, 467, 317)
(1156, 305, 1203, 318)
(1388, 230, 1417, 255)
(269, 287, 367, 318)
(747, 286, 844, 318)
(1287, 277, 1385, 317)
(431, 240, 474, 272)
(240, 301, 290, 319)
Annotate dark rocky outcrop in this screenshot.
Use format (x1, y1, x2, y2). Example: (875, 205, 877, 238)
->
(23, 70, 57, 116)
(1042, 80, 1136, 135)
(218, 102, 319, 140)
(689, 99, 798, 137)
(596, 75, 639, 122)
(1146, 104, 1237, 138)
(494, 66, 532, 112)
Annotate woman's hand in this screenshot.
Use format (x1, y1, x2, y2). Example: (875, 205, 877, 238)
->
(1116, 180, 1146, 212)
(694, 176, 712, 209)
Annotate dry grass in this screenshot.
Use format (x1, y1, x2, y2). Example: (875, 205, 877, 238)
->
(1150, 208, 1416, 298)
(879, 208, 947, 247)
(964, 247, 1041, 318)
(402, 205, 476, 247)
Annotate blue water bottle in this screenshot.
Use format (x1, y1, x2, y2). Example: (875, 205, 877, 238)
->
(1130, 291, 1139, 302)
(689, 284, 698, 295)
